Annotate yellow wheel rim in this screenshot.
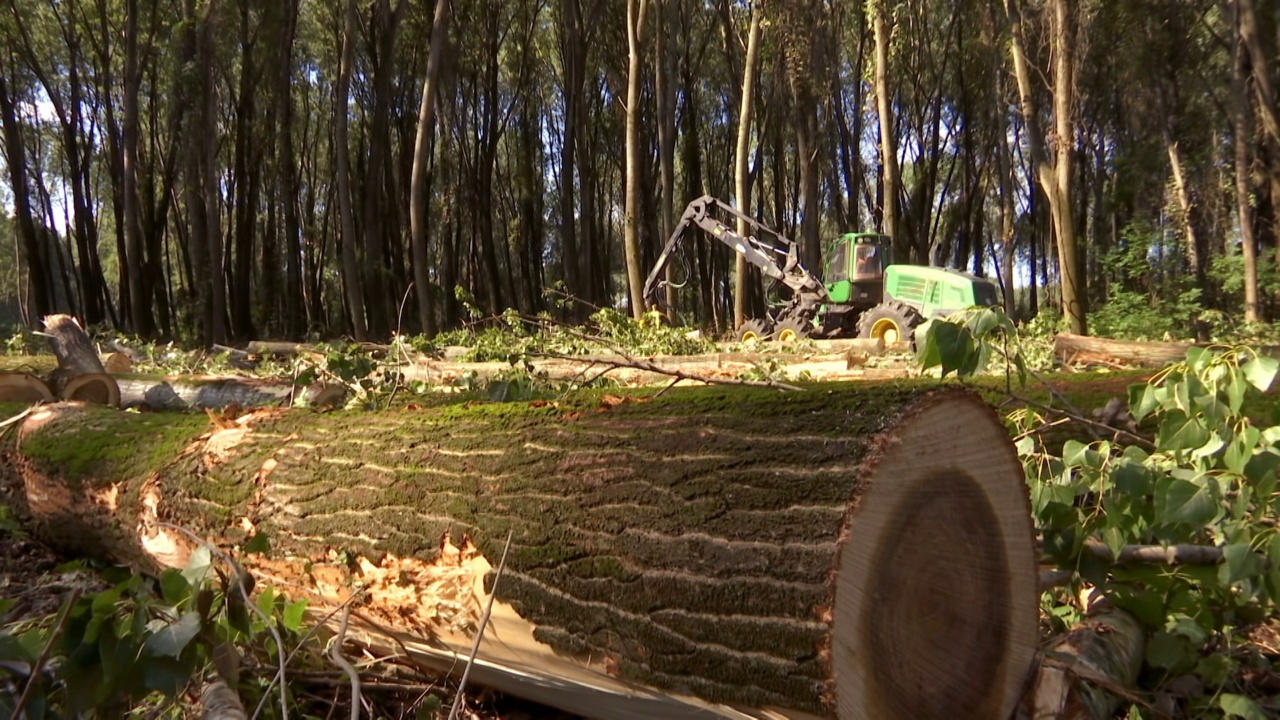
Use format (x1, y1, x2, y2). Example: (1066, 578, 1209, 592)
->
(872, 318, 901, 344)
(741, 330, 760, 342)
(778, 328, 798, 343)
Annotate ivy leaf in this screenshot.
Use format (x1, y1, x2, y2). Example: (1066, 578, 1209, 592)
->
(143, 611, 202, 658)
(1241, 356, 1279, 392)
(1219, 693, 1267, 720)
(1155, 477, 1217, 526)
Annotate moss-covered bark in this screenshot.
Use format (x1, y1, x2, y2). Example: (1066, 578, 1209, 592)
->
(7, 383, 1025, 716)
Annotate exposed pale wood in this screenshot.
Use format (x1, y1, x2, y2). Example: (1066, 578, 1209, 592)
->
(0, 373, 53, 403)
(115, 375, 347, 410)
(58, 372, 120, 407)
(100, 352, 133, 374)
(43, 314, 107, 399)
(1054, 333, 1193, 367)
(1017, 604, 1145, 720)
(10, 387, 1039, 719)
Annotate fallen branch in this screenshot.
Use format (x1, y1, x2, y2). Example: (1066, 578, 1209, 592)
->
(329, 603, 361, 720)
(11, 588, 82, 719)
(447, 531, 513, 720)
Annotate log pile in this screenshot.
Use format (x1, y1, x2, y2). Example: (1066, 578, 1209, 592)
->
(6, 384, 1041, 719)
(0, 315, 345, 411)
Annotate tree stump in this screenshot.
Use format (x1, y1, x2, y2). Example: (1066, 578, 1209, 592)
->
(8, 384, 1039, 719)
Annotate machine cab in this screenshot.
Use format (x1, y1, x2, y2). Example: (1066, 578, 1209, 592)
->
(825, 233, 890, 305)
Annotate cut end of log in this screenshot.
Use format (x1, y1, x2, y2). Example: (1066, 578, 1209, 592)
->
(59, 372, 121, 407)
(830, 393, 1039, 720)
(0, 373, 54, 404)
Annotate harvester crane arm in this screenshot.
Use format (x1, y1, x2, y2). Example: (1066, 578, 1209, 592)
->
(642, 195, 827, 311)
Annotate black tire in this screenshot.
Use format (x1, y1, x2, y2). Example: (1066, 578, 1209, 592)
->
(737, 319, 772, 343)
(773, 317, 811, 343)
(857, 301, 919, 345)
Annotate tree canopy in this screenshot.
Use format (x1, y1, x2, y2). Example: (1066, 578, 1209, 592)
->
(0, 0, 1272, 343)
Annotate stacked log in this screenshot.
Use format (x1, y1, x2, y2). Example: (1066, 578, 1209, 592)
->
(8, 384, 1040, 719)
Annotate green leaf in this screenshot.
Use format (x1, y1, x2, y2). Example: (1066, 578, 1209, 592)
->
(1225, 426, 1263, 475)
(257, 585, 276, 617)
(1129, 384, 1159, 421)
(1144, 630, 1195, 672)
(244, 532, 271, 555)
(159, 569, 191, 606)
(1158, 413, 1210, 452)
(1244, 449, 1280, 487)
(1226, 371, 1249, 414)
(1219, 693, 1267, 720)
(143, 611, 202, 658)
(1241, 356, 1279, 392)
(283, 599, 308, 632)
(181, 546, 214, 587)
(1220, 544, 1265, 586)
(1155, 477, 1217, 526)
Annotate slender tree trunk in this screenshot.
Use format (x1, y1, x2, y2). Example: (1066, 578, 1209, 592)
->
(733, 4, 762, 330)
(656, 0, 677, 315)
(122, 0, 151, 335)
(410, 0, 450, 336)
(1232, 6, 1262, 323)
(870, 0, 901, 262)
(0, 69, 50, 321)
(623, 0, 650, 319)
(276, 0, 303, 337)
(335, 0, 368, 340)
(1006, 0, 1087, 335)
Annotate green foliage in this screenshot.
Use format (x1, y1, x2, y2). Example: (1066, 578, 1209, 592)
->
(414, 306, 714, 363)
(1089, 223, 1206, 341)
(0, 537, 309, 718)
(925, 312, 1280, 715)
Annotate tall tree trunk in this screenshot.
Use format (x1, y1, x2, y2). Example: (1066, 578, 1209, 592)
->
(623, 0, 650, 319)
(410, 0, 450, 336)
(1006, 0, 1087, 335)
(276, 0, 303, 338)
(335, 0, 368, 340)
(870, 0, 902, 261)
(201, 7, 227, 345)
(122, 0, 151, 335)
(0, 68, 50, 321)
(1232, 4, 1262, 323)
(656, 0, 677, 316)
(733, 4, 762, 330)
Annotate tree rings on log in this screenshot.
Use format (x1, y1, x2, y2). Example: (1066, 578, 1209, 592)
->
(0, 373, 54, 403)
(58, 372, 121, 407)
(8, 385, 1038, 719)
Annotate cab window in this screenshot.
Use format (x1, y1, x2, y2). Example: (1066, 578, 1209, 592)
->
(854, 244, 883, 279)
(826, 242, 849, 284)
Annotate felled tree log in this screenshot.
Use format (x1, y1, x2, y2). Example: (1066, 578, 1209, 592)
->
(41, 314, 120, 405)
(1017, 603, 1145, 720)
(0, 373, 53, 403)
(9, 385, 1039, 719)
(1050, 333, 1267, 368)
(114, 376, 347, 411)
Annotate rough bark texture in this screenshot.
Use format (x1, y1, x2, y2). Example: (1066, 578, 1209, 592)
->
(7, 385, 1038, 719)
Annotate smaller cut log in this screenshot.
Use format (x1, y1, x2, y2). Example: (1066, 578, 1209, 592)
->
(115, 375, 347, 411)
(0, 373, 54, 404)
(59, 373, 121, 407)
(43, 314, 106, 377)
(100, 352, 134, 374)
(1054, 333, 1199, 368)
(1017, 603, 1145, 720)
